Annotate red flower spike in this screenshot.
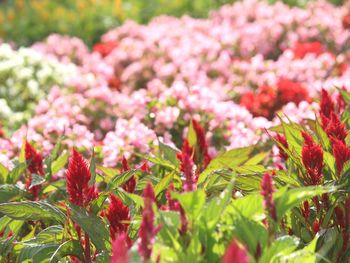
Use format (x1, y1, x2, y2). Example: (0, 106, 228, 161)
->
(335, 206, 345, 229)
(324, 112, 348, 143)
(25, 141, 44, 176)
(261, 172, 277, 221)
(106, 194, 130, 241)
(337, 87, 347, 114)
(176, 141, 196, 192)
(320, 89, 335, 121)
(140, 161, 150, 172)
(110, 233, 130, 263)
(275, 134, 288, 160)
(25, 142, 45, 199)
(66, 149, 98, 207)
(312, 220, 320, 234)
(222, 239, 249, 263)
(332, 138, 350, 175)
(138, 183, 158, 261)
(301, 132, 324, 185)
(120, 156, 136, 193)
(342, 13, 350, 29)
(302, 201, 310, 220)
(192, 119, 212, 168)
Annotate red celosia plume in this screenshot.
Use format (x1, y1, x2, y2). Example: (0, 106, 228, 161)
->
(192, 119, 212, 168)
(261, 172, 277, 221)
(176, 139, 196, 192)
(292, 41, 324, 59)
(320, 89, 335, 120)
(332, 138, 350, 175)
(222, 239, 249, 263)
(66, 149, 98, 207)
(106, 193, 130, 241)
(25, 141, 45, 199)
(110, 233, 130, 263)
(275, 134, 288, 160)
(138, 182, 159, 261)
(301, 132, 324, 185)
(323, 112, 348, 142)
(120, 156, 136, 193)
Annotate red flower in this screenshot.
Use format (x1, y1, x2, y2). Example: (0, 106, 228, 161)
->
(138, 183, 158, 261)
(301, 132, 324, 185)
(120, 156, 136, 193)
(192, 119, 211, 169)
(25, 142, 44, 199)
(222, 239, 249, 263)
(261, 172, 277, 221)
(110, 233, 130, 263)
(106, 194, 130, 241)
(66, 149, 98, 207)
(25, 141, 44, 176)
(292, 41, 324, 59)
(332, 138, 350, 175)
(342, 12, 350, 29)
(312, 219, 320, 234)
(277, 78, 309, 105)
(302, 201, 310, 220)
(93, 41, 118, 57)
(275, 134, 288, 160)
(323, 112, 348, 142)
(164, 184, 187, 235)
(320, 89, 335, 121)
(176, 139, 196, 192)
(140, 161, 151, 172)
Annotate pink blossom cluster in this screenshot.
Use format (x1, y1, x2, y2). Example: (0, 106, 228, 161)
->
(1, 0, 350, 167)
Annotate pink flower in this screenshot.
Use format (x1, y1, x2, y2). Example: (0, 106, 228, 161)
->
(110, 233, 130, 263)
(176, 139, 196, 192)
(222, 239, 249, 263)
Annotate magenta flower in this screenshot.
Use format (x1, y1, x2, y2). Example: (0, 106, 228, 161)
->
(261, 172, 277, 221)
(222, 239, 249, 263)
(176, 139, 196, 192)
(110, 233, 130, 263)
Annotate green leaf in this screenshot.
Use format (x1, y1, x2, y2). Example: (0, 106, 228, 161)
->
(0, 185, 23, 202)
(154, 172, 174, 196)
(108, 169, 139, 190)
(260, 236, 299, 263)
(172, 190, 206, 222)
(231, 194, 264, 220)
(338, 88, 350, 105)
(49, 240, 84, 263)
(198, 146, 254, 183)
(159, 141, 180, 166)
(0, 163, 9, 183)
(89, 148, 96, 186)
(187, 120, 197, 147)
(51, 151, 69, 175)
(29, 174, 45, 189)
(315, 118, 331, 152)
(274, 186, 333, 220)
(7, 162, 26, 184)
(0, 201, 66, 224)
(97, 165, 118, 182)
(17, 244, 59, 263)
(20, 225, 63, 245)
(142, 155, 177, 171)
(69, 204, 110, 251)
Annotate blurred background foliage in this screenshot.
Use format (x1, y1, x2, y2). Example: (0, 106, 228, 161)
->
(0, 0, 346, 47)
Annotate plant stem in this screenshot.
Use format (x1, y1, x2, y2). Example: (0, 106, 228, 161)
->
(84, 232, 91, 263)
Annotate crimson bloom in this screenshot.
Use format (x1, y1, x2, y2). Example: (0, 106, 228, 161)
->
(222, 239, 249, 263)
(106, 193, 130, 241)
(332, 138, 350, 175)
(120, 156, 136, 193)
(176, 139, 196, 192)
(277, 78, 309, 105)
(292, 41, 324, 59)
(323, 112, 348, 143)
(320, 89, 335, 121)
(93, 41, 118, 57)
(261, 172, 277, 221)
(301, 132, 324, 185)
(25, 142, 45, 199)
(110, 233, 130, 263)
(192, 119, 211, 169)
(275, 134, 288, 160)
(138, 183, 158, 261)
(66, 149, 98, 207)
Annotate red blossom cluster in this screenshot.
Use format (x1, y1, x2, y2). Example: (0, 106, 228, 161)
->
(66, 149, 98, 207)
(222, 239, 249, 263)
(292, 41, 324, 59)
(260, 172, 277, 221)
(138, 183, 159, 261)
(25, 142, 45, 199)
(240, 78, 309, 119)
(93, 41, 118, 57)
